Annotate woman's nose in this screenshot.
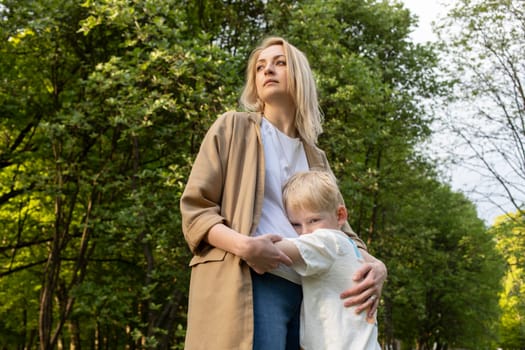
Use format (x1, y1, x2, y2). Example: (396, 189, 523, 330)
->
(264, 63, 275, 74)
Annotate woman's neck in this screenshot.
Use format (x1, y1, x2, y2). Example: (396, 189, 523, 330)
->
(263, 104, 297, 138)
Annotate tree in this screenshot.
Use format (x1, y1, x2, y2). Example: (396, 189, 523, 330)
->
(1, 0, 503, 348)
(375, 166, 504, 350)
(435, 0, 525, 221)
(0, 0, 239, 348)
(492, 210, 525, 349)
(284, 3, 451, 346)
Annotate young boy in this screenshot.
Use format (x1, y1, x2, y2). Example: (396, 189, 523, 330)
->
(275, 170, 381, 350)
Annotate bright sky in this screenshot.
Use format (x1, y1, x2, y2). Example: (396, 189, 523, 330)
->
(400, 0, 447, 43)
(399, 0, 513, 225)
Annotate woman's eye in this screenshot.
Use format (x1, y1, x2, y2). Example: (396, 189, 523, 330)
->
(256, 65, 264, 72)
(276, 60, 286, 66)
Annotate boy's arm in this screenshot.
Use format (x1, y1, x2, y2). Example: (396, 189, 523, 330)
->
(274, 239, 305, 265)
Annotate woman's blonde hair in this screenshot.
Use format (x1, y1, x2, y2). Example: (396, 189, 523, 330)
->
(282, 170, 344, 214)
(240, 36, 323, 145)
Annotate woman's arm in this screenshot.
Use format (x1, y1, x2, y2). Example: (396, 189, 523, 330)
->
(206, 223, 292, 274)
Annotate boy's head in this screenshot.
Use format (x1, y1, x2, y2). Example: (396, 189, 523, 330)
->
(282, 170, 347, 235)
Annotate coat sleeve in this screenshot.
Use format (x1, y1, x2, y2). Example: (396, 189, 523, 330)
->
(180, 113, 232, 254)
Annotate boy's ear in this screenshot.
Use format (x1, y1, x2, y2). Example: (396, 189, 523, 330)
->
(336, 204, 348, 226)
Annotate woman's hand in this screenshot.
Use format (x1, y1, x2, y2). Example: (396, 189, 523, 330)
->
(340, 250, 387, 319)
(206, 224, 292, 274)
(241, 234, 293, 274)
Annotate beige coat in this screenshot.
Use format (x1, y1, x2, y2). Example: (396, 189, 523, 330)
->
(180, 111, 365, 350)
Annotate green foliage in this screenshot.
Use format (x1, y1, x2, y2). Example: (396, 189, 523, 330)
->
(435, 1, 525, 346)
(492, 211, 525, 349)
(1, 0, 239, 348)
(336, 146, 502, 349)
(0, 0, 509, 348)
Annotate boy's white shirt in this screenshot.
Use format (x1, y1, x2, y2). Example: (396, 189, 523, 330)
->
(288, 228, 381, 350)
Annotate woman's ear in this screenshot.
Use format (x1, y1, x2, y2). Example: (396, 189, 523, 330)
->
(337, 204, 348, 226)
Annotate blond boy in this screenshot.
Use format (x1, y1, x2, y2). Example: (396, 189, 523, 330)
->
(275, 170, 381, 350)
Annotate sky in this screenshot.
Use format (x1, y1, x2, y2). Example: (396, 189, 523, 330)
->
(399, 0, 513, 224)
(401, 0, 446, 43)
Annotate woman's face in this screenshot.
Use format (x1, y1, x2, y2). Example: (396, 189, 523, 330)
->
(255, 44, 289, 104)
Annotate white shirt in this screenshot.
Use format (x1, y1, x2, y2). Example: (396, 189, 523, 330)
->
(256, 118, 308, 283)
(289, 229, 382, 350)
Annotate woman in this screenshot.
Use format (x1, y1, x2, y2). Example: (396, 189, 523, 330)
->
(180, 36, 387, 350)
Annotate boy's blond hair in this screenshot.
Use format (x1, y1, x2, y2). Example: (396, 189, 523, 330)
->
(282, 170, 345, 214)
(240, 36, 323, 145)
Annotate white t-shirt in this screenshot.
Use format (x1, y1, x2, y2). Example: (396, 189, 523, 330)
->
(289, 229, 381, 350)
(256, 118, 308, 284)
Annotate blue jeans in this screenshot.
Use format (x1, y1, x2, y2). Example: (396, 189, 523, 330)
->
(251, 270, 303, 350)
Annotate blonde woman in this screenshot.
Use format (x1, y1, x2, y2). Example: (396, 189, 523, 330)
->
(180, 36, 387, 350)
